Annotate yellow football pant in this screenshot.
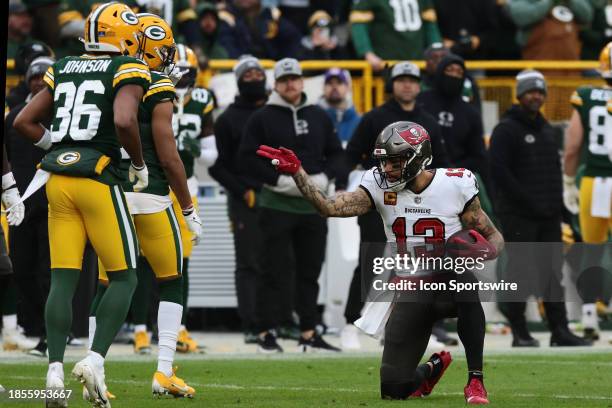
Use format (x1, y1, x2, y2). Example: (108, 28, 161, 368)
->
(46, 175, 137, 272)
(170, 191, 198, 258)
(99, 206, 183, 281)
(579, 176, 612, 243)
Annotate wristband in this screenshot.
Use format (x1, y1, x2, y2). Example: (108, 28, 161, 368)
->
(131, 162, 145, 171)
(182, 204, 194, 216)
(2, 172, 17, 190)
(34, 128, 53, 150)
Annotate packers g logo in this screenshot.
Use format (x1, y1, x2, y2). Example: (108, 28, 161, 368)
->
(144, 25, 166, 41)
(121, 11, 139, 25)
(57, 152, 81, 165)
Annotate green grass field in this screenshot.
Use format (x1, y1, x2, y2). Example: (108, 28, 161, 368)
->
(1, 353, 611, 407)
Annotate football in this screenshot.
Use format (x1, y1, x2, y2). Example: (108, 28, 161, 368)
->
(446, 229, 496, 260)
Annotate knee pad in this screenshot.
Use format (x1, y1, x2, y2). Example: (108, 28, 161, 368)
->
(159, 276, 183, 304)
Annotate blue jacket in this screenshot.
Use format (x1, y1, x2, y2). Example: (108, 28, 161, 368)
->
(320, 104, 361, 143)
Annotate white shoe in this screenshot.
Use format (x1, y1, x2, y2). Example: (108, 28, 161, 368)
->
(340, 324, 362, 350)
(46, 366, 67, 407)
(2, 326, 37, 350)
(72, 358, 110, 408)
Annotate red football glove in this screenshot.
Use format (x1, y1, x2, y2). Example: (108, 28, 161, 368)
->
(446, 229, 497, 260)
(256, 145, 301, 175)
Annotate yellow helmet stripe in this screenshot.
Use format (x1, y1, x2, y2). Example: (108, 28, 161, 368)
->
(90, 2, 113, 44)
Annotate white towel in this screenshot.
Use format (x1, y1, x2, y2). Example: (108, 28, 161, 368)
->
(591, 177, 612, 218)
(354, 301, 393, 339)
(4, 169, 50, 212)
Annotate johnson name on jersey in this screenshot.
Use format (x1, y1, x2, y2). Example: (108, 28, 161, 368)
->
(359, 167, 478, 245)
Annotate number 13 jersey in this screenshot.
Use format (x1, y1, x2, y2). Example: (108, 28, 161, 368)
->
(359, 167, 478, 244)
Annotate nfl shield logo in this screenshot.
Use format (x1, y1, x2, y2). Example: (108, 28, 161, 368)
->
(414, 196, 422, 204)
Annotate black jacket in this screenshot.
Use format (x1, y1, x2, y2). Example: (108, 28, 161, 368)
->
(239, 92, 343, 187)
(417, 56, 488, 181)
(489, 105, 563, 218)
(209, 96, 264, 199)
(4, 102, 48, 217)
(340, 98, 450, 185)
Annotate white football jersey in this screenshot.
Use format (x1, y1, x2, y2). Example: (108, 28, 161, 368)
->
(359, 167, 479, 244)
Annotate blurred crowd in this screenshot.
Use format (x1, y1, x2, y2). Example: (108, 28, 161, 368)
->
(7, 0, 612, 74)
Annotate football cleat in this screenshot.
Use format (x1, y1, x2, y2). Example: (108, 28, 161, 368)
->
(46, 366, 67, 408)
(464, 378, 489, 404)
(72, 358, 111, 408)
(2, 326, 36, 351)
(583, 328, 600, 342)
(134, 331, 151, 355)
(83, 387, 116, 401)
(298, 333, 341, 352)
(411, 351, 453, 397)
(176, 328, 198, 353)
(152, 367, 195, 398)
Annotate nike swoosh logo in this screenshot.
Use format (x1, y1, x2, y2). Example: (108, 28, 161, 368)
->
(170, 382, 189, 392)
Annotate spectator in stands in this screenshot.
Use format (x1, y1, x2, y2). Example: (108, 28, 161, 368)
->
(580, 0, 612, 61)
(489, 70, 591, 348)
(8, 1, 34, 70)
(240, 58, 343, 353)
(421, 43, 481, 111)
(433, 0, 498, 59)
(418, 54, 488, 183)
(218, 0, 302, 59)
(486, 0, 521, 63)
(349, 0, 441, 71)
(4, 56, 55, 357)
(508, 0, 593, 62)
(6, 42, 54, 110)
(209, 56, 267, 344)
(297, 10, 346, 60)
(23, 0, 60, 48)
(265, 0, 338, 34)
(318, 68, 360, 145)
(338, 61, 449, 350)
(196, 2, 229, 61)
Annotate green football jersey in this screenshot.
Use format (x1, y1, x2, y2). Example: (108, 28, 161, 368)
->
(44, 55, 151, 166)
(121, 72, 176, 196)
(570, 86, 612, 177)
(350, 0, 440, 59)
(172, 88, 214, 179)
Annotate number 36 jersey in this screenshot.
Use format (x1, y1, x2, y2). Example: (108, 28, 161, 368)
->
(43, 55, 151, 164)
(570, 86, 612, 177)
(359, 167, 478, 244)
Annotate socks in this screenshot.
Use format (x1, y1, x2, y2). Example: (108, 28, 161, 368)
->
(91, 270, 137, 357)
(131, 257, 152, 326)
(181, 258, 189, 325)
(468, 370, 484, 384)
(46, 269, 80, 363)
(47, 362, 64, 381)
(582, 303, 598, 330)
(2, 314, 17, 330)
(88, 316, 96, 350)
(157, 301, 183, 377)
(87, 350, 105, 370)
(134, 324, 147, 334)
